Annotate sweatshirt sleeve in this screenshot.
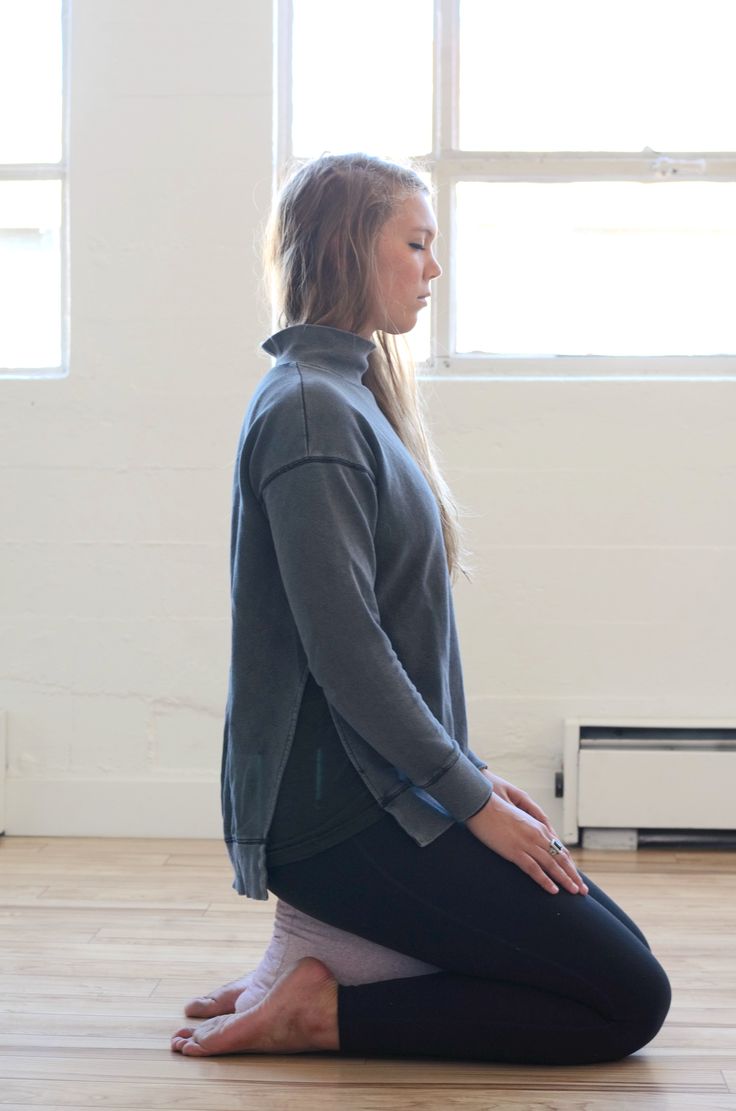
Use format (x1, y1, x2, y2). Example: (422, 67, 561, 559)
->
(259, 456, 493, 823)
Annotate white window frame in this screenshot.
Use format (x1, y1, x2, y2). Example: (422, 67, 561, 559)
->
(276, 0, 736, 381)
(0, 0, 70, 379)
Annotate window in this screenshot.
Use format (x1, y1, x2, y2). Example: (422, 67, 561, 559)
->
(0, 0, 68, 376)
(278, 0, 736, 380)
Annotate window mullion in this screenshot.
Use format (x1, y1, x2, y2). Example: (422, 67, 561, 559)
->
(275, 0, 294, 182)
(437, 151, 736, 182)
(0, 165, 65, 179)
(430, 0, 460, 365)
(433, 0, 458, 155)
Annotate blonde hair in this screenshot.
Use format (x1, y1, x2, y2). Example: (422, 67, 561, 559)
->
(261, 152, 474, 584)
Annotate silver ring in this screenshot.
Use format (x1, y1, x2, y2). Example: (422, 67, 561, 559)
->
(548, 837, 565, 856)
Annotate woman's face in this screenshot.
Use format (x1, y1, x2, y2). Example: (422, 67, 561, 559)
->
(360, 190, 442, 339)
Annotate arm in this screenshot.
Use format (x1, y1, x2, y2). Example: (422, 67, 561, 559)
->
(259, 457, 492, 822)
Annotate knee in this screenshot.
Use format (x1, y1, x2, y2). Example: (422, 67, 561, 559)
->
(644, 957, 672, 1037)
(618, 955, 672, 1058)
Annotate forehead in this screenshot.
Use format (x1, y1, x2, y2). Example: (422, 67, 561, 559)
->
(388, 191, 438, 235)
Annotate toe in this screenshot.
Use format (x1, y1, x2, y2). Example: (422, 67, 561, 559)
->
(181, 1038, 207, 1056)
(172, 1025, 195, 1040)
(184, 995, 223, 1018)
(184, 979, 250, 1018)
(173, 1013, 240, 1057)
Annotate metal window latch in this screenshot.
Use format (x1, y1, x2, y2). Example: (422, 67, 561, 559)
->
(646, 151, 707, 177)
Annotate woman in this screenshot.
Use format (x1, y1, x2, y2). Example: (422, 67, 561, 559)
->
(172, 152, 671, 1063)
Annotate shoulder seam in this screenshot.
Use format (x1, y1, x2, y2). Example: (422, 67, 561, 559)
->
(296, 363, 310, 454)
(259, 455, 377, 502)
(294, 359, 362, 457)
(295, 357, 364, 382)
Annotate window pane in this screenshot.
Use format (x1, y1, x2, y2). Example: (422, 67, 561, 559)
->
(0, 180, 61, 368)
(460, 0, 736, 152)
(0, 0, 62, 163)
(455, 181, 736, 356)
(292, 0, 433, 158)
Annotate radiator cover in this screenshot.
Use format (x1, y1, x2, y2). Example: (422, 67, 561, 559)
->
(562, 717, 736, 846)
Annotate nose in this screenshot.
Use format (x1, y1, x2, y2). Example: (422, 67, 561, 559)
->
(427, 251, 442, 281)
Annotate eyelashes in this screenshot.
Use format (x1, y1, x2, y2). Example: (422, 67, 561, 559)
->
(409, 243, 426, 250)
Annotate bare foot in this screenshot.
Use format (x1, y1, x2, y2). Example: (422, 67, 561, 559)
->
(170, 956, 339, 1056)
(184, 972, 255, 1018)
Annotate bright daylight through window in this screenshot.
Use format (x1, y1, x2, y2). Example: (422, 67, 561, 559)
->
(286, 0, 736, 374)
(0, 0, 64, 373)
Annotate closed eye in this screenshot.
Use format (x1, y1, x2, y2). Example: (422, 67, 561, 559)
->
(409, 242, 426, 250)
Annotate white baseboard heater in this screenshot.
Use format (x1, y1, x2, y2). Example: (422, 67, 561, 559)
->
(562, 717, 736, 849)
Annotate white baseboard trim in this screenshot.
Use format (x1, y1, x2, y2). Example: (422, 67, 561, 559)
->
(4, 778, 222, 838)
(0, 711, 6, 834)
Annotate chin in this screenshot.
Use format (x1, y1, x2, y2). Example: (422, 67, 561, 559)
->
(380, 317, 417, 337)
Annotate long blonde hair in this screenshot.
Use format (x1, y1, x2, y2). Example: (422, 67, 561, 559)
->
(261, 152, 474, 584)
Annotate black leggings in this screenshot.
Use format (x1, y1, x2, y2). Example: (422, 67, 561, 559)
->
(267, 810, 671, 1065)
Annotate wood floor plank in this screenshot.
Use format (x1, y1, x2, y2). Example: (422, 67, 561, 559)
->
(0, 1098, 735, 1111)
(0, 1050, 732, 1088)
(0, 1014, 176, 1038)
(0, 1080, 734, 1111)
(22, 897, 213, 911)
(0, 975, 159, 997)
(0, 928, 98, 943)
(93, 925, 258, 941)
(2, 957, 260, 979)
(0, 994, 188, 1017)
(649, 1026, 736, 1050)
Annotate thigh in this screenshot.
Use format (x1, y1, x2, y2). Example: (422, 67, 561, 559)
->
(268, 811, 665, 1019)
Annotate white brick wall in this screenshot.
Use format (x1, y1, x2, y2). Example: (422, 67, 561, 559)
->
(0, 0, 273, 835)
(439, 376, 736, 817)
(1, 0, 734, 837)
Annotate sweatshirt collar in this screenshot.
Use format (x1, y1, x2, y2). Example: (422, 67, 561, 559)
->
(261, 323, 376, 383)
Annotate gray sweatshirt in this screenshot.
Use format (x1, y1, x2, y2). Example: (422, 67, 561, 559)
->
(222, 323, 492, 900)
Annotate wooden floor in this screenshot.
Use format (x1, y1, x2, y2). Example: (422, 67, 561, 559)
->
(0, 836, 735, 1111)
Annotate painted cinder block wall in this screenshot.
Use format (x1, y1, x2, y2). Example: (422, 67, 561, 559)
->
(1, 0, 734, 837)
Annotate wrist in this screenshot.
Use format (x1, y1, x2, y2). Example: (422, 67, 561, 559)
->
(464, 785, 493, 824)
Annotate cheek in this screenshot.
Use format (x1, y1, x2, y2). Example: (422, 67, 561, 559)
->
(391, 258, 420, 298)
(374, 247, 420, 309)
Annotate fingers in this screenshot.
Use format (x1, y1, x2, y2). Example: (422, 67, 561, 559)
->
(509, 787, 553, 830)
(520, 797, 551, 826)
(523, 856, 560, 894)
(553, 842, 589, 895)
(527, 814, 589, 895)
(548, 852, 584, 895)
(522, 839, 589, 896)
(467, 791, 589, 896)
(515, 798, 563, 850)
(539, 828, 589, 896)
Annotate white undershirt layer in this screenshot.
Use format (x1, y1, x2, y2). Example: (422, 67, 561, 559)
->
(234, 897, 439, 1011)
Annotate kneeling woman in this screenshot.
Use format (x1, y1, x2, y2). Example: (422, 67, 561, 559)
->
(172, 152, 671, 1063)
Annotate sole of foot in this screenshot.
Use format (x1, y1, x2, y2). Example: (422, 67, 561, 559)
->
(171, 956, 339, 1057)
